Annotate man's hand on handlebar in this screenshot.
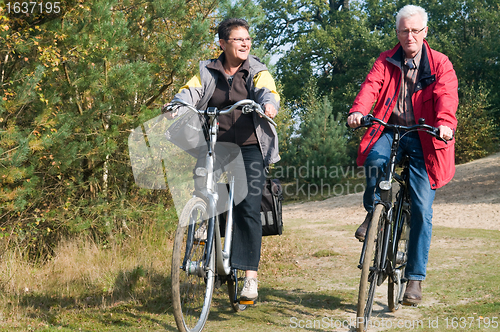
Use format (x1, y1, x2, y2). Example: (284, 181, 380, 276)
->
(347, 112, 364, 128)
(437, 125, 453, 141)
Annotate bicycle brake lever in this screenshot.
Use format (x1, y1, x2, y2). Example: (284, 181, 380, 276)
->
(260, 111, 277, 127)
(251, 103, 277, 127)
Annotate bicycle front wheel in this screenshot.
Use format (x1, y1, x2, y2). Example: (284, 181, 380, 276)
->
(172, 197, 215, 332)
(356, 204, 385, 332)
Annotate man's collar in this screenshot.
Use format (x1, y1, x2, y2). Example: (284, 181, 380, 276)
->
(405, 49, 422, 69)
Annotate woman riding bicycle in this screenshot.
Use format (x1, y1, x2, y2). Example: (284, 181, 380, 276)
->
(347, 5, 458, 305)
(163, 18, 280, 302)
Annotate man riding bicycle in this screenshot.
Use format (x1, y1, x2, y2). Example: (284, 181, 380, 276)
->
(347, 5, 458, 305)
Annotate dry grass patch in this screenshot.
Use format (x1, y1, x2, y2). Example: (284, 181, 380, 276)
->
(0, 225, 175, 328)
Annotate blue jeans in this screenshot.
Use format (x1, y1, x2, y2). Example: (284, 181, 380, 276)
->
(363, 131, 435, 281)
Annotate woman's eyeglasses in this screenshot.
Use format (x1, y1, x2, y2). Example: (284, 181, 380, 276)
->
(226, 37, 252, 44)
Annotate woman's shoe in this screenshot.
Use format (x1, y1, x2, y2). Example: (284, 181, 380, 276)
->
(240, 277, 258, 301)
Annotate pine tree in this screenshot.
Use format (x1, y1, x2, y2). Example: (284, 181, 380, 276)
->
(297, 83, 348, 185)
(275, 79, 349, 187)
(0, 0, 257, 256)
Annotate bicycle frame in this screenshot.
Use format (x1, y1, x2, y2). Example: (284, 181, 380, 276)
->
(186, 106, 235, 278)
(169, 98, 277, 332)
(355, 115, 448, 330)
(170, 99, 275, 277)
(388, 157, 410, 271)
(358, 129, 405, 273)
(358, 116, 446, 270)
(376, 130, 408, 279)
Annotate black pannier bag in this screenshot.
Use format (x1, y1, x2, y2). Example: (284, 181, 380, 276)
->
(218, 179, 284, 237)
(260, 178, 284, 236)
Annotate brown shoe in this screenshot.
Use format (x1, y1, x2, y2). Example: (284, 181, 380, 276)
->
(403, 280, 422, 305)
(354, 212, 372, 242)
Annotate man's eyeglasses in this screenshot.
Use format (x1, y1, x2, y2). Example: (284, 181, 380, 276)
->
(226, 37, 252, 44)
(396, 27, 426, 37)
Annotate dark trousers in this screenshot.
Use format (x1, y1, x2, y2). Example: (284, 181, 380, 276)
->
(230, 144, 266, 271)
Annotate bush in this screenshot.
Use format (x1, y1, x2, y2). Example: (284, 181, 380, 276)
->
(455, 85, 498, 164)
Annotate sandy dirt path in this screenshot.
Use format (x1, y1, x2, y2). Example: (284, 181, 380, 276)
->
(283, 152, 500, 231)
(279, 152, 500, 331)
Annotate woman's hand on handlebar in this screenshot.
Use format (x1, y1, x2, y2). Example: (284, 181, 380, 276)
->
(347, 112, 364, 128)
(263, 104, 277, 119)
(162, 103, 178, 119)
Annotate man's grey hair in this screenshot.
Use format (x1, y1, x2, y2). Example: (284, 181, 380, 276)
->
(396, 5, 428, 28)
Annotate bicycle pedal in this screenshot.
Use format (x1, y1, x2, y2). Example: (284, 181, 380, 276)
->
(239, 299, 256, 305)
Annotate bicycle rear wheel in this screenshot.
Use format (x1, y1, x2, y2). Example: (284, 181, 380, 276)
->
(172, 197, 215, 332)
(388, 211, 410, 312)
(227, 269, 247, 312)
(356, 204, 385, 332)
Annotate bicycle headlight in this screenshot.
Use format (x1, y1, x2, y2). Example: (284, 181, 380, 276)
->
(379, 180, 392, 191)
(195, 167, 208, 177)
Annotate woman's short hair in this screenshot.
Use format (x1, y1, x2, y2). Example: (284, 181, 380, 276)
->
(218, 18, 250, 41)
(396, 5, 428, 28)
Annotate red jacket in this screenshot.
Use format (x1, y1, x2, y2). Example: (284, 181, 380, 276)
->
(350, 40, 458, 189)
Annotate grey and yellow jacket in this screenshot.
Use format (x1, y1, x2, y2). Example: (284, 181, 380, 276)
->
(174, 54, 280, 166)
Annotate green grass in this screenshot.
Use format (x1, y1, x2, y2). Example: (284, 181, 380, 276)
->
(312, 249, 341, 258)
(383, 226, 500, 332)
(0, 219, 499, 331)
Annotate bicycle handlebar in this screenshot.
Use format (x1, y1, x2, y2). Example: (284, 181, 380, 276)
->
(352, 114, 448, 144)
(165, 98, 277, 127)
